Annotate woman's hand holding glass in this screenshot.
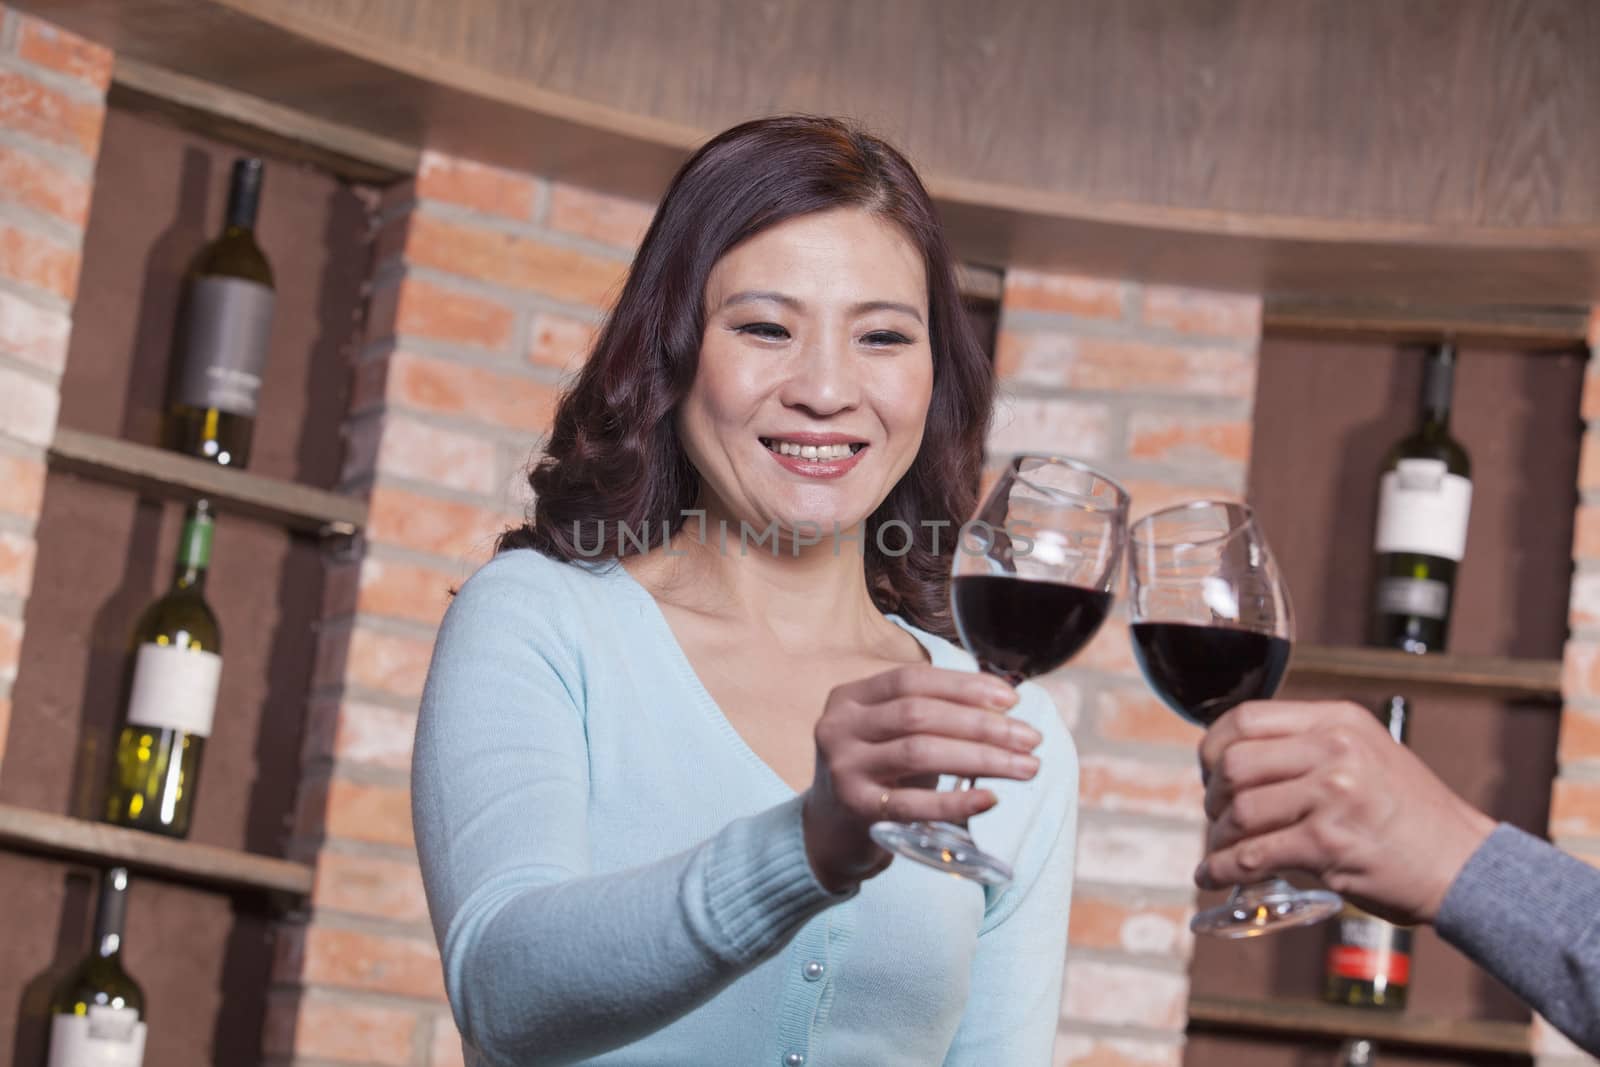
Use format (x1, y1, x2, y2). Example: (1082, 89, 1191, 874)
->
(801, 665, 1044, 894)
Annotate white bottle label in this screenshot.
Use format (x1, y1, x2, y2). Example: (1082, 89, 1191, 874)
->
(1374, 459, 1472, 562)
(48, 1008, 147, 1067)
(125, 643, 222, 738)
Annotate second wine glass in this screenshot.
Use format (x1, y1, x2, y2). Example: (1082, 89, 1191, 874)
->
(1128, 500, 1341, 937)
(870, 453, 1128, 886)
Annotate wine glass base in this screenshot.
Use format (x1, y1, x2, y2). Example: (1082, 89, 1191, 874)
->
(869, 820, 1013, 887)
(1191, 883, 1342, 939)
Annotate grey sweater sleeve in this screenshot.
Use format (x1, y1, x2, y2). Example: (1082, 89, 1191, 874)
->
(1436, 823, 1600, 1055)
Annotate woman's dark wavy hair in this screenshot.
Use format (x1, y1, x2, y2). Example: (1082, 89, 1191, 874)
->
(498, 115, 994, 639)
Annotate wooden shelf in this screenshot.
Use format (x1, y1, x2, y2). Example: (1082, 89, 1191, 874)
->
(0, 803, 312, 902)
(48, 427, 365, 538)
(1188, 996, 1531, 1056)
(1263, 299, 1590, 349)
(1288, 645, 1561, 700)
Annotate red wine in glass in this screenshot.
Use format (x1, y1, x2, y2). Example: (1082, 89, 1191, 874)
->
(870, 453, 1129, 887)
(1130, 623, 1292, 726)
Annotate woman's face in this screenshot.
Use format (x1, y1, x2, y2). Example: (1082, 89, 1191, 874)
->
(679, 207, 934, 541)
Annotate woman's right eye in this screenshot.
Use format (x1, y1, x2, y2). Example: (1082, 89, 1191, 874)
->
(735, 322, 791, 341)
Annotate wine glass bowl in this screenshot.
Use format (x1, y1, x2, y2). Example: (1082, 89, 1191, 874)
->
(869, 454, 1129, 886)
(1128, 501, 1341, 938)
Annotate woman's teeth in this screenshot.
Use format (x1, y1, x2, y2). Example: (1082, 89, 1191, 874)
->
(763, 440, 863, 461)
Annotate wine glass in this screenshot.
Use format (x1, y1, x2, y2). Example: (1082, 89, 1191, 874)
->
(870, 453, 1129, 886)
(1128, 500, 1341, 937)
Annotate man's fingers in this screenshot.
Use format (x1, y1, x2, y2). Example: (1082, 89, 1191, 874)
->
(1197, 823, 1327, 889)
(1199, 701, 1329, 783)
(1203, 736, 1325, 820)
(1208, 778, 1318, 853)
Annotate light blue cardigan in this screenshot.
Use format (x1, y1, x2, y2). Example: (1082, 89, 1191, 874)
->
(411, 549, 1078, 1065)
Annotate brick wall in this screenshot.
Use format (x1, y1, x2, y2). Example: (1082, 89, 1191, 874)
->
(1541, 313, 1600, 1067)
(989, 269, 1262, 1067)
(268, 150, 648, 1066)
(0, 4, 108, 774)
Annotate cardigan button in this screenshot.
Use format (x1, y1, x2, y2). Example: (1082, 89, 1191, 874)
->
(802, 961, 825, 981)
(784, 1054, 806, 1067)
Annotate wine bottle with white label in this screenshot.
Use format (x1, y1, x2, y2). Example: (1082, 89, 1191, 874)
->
(1370, 344, 1472, 653)
(47, 867, 147, 1067)
(104, 501, 222, 838)
(163, 157, 274, 469)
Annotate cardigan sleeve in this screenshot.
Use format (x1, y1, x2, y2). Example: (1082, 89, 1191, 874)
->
(411, 553, 852, 1067)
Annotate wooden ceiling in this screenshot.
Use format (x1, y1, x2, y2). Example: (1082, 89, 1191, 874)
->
(22, 0, 1600, 308)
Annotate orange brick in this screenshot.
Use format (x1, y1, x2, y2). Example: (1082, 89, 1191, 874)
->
(330, 700, 419, 772)
(1137, 284, 1260, 339)
(375, 415, 500, 495)
(1055, 1035, 1184, 1067)
(1577, 506, 1600, 561)
(358, 557, 457, 630)
(263, 989, 416, 1066)
(1580, 434, 1600, 493)
(0, 613, 21, 678)
(987, 395, 1110, 459)
(0, 364, 60, 445)
(0, 219, 79, 299)
(1564, 639, 1600, 700)
(0, 530, 36, 598)
(298, 925, 445, 1001)
(431, 1019, 467, 1067)
(0, 143, 90, 226)
(1075, 820, 1203, 889)
(1068, 894, 1192, 956)
(15, 17, 113, 92)
(995, 331, 1254, 398)
(389, 350, 559, 436)
(1571, 572, 1600, 628)
(377, 276, 516, 352)
(1550, 778, 1600, 838)
(1061, 959, 1188, 1029)
(1003, 268, 1124, 319)
(1125, 412, 1251, 465)
(547, 181, 655, 249)
(0, 695, 11, 764)
(309, 776, 414, 847)
(1120, 480, 1242, 522)
(417, 153, 537, 220)
(0, 287, 71, 371)
(0, 452, 45, 517)
(368, 485, 508, 561)
(0, 70, 104, 157)
(406, 214, 627, 308)
(1080, 754, 1204, 819)
(314, 851, 430, 924)
(346, 626, 433, 700)
(527, 312, 597, 374)
(1560, 709, 1600, 767)
(1076, 624, 1139, 676)
(1095, 687, 1203, 748)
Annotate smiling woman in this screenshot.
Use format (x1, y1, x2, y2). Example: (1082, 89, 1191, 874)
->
(411, 116, 1080, 1066)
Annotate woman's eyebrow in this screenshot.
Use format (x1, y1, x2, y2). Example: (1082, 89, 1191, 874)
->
(721, 290, 925, 325)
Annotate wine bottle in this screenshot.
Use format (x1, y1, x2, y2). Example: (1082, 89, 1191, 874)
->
(104, 500, 222, 838)
(46, 867, 147, 1067)
(1336, 1038, 1378, 1066)
(1370, 343, 1472, 653)
(163, 157, 275, 469)
(1324, 697, 1413, 1011)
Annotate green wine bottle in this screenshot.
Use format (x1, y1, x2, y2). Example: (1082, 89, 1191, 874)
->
(104, 501, 221, 838)
(46, 867, 147, 1066)
(1370, 344, 1472, 653)
(164, 157, 275, 469)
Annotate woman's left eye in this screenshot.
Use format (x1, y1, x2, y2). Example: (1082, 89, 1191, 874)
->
(736, 322, 790, 341)
(861, 330, 914, 347)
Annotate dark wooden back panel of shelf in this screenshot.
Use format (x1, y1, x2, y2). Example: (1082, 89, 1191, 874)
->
(1184, 335, 1582, 1067)
(1187, 1031, 1526, 1067)
(0, 107, 373, 1065)
(1248, 335, 1584, 659)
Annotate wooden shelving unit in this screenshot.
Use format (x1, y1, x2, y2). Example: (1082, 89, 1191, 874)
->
(0, 803, 312, 902)
(1288, 645, 1561, 700)
(1188, 996, 1531, 1056)
(47, 426, 365, 538)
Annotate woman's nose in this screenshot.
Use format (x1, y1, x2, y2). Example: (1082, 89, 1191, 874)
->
(778, 333, 860, 417)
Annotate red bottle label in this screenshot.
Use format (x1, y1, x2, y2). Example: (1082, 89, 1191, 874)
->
(1327, 944, 1411, 984)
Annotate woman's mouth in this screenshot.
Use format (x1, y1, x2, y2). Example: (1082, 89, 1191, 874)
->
(759, 436, 869, 478)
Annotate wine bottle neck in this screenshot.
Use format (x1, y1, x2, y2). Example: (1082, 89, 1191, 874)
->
(93, 868, 130, 959)
(175, 503, 214, 588)
(225, 158, 264, 231)
(1420, 345, 1455, 428)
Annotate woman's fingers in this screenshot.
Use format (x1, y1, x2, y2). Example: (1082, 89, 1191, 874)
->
(870, 733, 1041, 783)
(852, 664, 1018, 714)
(877, 784, 998, 826)
(855, 696, 1041, 751)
